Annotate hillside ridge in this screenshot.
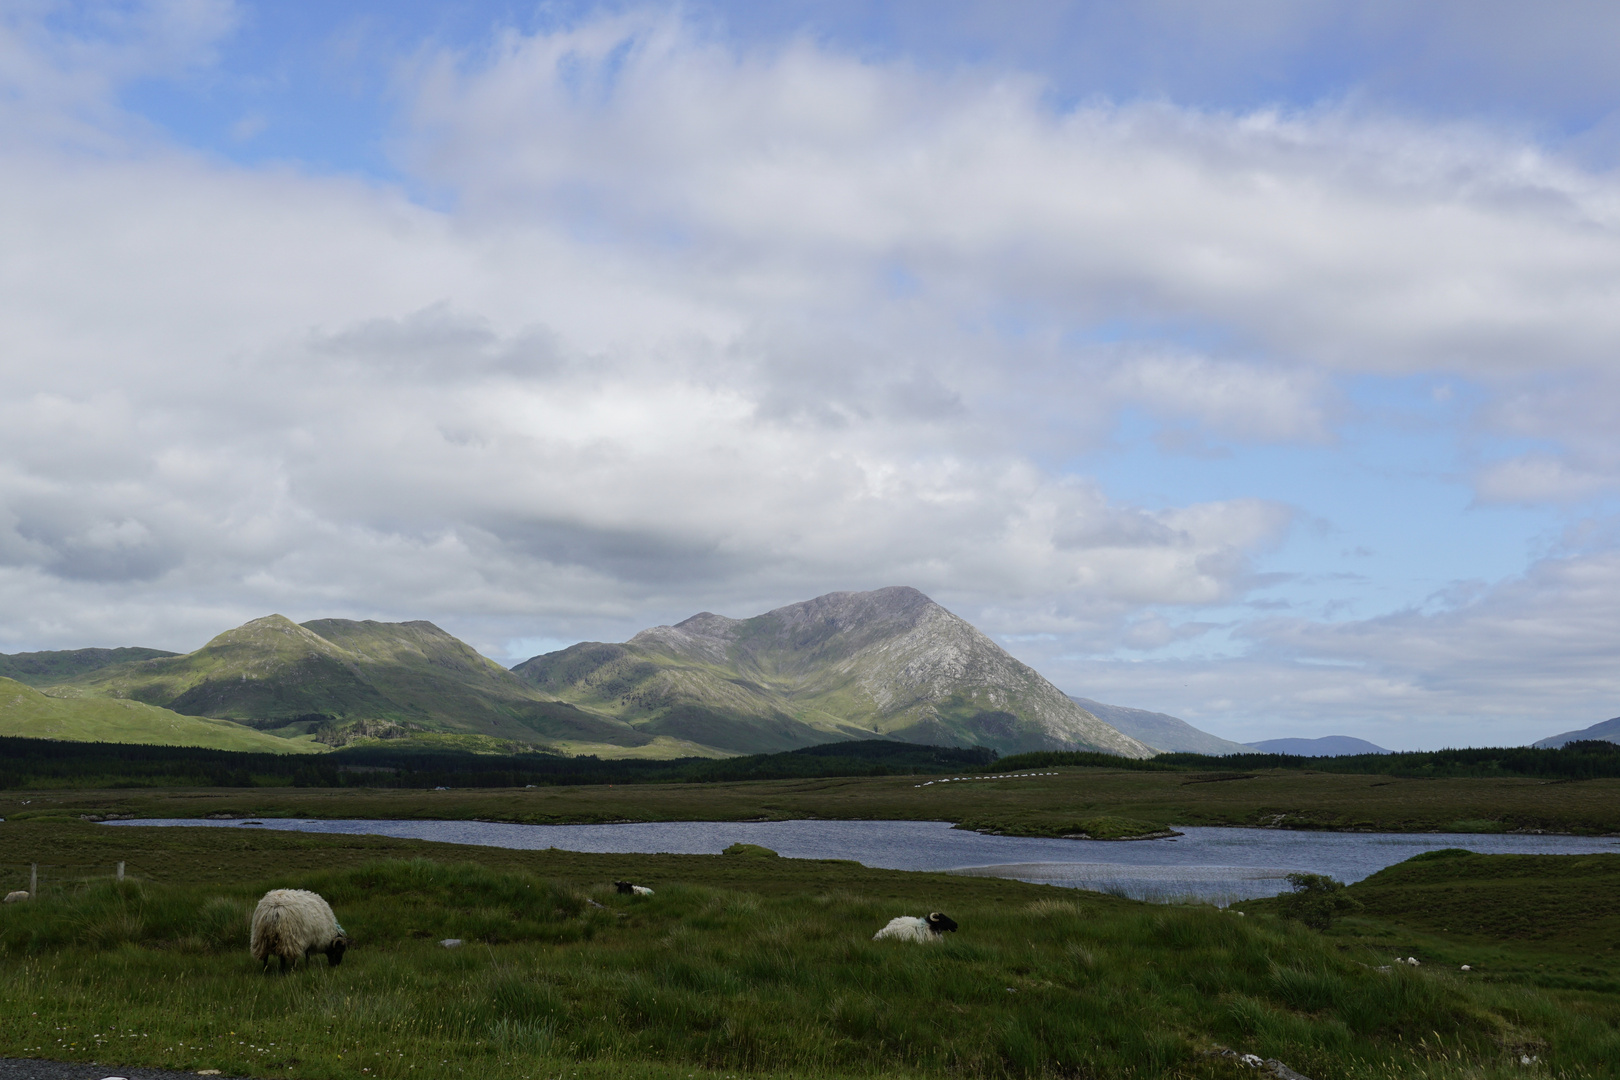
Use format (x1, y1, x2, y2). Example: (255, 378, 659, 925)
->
(0, 675, 320, 753)
(1246, 735, 1391, 756)
(1532, 715, 1620, 749)
(1069, 696, 1251, 756)
(0, 646, 180, 687)
(49, 617, 655, 754)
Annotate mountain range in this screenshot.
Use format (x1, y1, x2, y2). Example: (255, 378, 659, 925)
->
(41, 586, 1593, 759)
(47, 614, 649, 753)
(3, 587, 1153, 758)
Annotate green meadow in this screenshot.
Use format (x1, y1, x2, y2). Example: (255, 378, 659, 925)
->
(1, 820, 1617, 1079)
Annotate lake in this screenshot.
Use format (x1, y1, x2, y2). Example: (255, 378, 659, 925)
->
(105, 817, 1620, 904)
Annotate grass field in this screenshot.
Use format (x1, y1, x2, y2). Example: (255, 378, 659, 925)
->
(0, 820, 1617, 1080)
(7, 763, 1620, 836)
(1269, 849, 1620, 996)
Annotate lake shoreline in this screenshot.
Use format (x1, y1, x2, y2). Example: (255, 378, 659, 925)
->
(138, 810, 1620, 840)
(103, 816, 1620, 903)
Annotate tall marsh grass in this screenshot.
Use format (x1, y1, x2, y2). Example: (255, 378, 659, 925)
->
(0, 858, 1615, 1079)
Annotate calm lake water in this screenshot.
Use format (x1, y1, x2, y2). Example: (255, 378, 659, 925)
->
(106, 817, 1620, 904)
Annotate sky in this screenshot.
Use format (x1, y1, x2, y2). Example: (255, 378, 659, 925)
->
(4, 1, 1620, 750)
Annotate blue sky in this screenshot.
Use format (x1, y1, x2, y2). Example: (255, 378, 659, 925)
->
(5, 1, 1620, 749)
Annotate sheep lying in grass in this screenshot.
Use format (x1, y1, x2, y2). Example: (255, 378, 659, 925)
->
(614, 880, 654, 896)
(250, 889, 350, 972)
(873, 912, 958, 942)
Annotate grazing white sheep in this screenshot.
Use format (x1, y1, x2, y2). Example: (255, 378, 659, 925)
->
(3, 890, 28, 903)
(250, 889, 349, 971)
(614, 880, 654, 896)
(873, 912, 958, 942)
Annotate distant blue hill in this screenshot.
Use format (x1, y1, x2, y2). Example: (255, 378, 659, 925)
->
(1246, 735, 1389, 756)
(1532, 716, 1620, 749)
(1069, 696, 1251, 756)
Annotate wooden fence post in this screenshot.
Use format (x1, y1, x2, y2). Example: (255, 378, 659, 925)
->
(116, 861, 125, 882)
(29, 863, 37, 900)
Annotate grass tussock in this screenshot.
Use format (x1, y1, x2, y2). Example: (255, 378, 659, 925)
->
(3, 852, 1617, 1080)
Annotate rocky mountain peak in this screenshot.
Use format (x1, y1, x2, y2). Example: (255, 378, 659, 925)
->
(670, 611, 742, 639)
(527, 586, 1152, 757)
(759, 585, 935, 634)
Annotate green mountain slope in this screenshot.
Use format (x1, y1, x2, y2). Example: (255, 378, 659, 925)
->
(1069, 696, 1252, 756)
(514, 586, 1153, 757)
(58, 616, 652, 751)
(0, 676, 321, 753)
(0, 647, 179, 687)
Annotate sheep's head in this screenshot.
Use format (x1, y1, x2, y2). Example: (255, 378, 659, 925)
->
(926, 912, 958, 934)
(614, 881, 635, 894)
(326, 935, 350, 966)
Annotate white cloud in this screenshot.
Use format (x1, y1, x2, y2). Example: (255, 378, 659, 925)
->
(1474, 454, 1616, 504)
(0, 1, 238, 142)
(1467, 375, 1620, 505)
(1106, 353, 1332, 442)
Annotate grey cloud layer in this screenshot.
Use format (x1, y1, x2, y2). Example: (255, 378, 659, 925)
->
(3, 6, 1620, 746)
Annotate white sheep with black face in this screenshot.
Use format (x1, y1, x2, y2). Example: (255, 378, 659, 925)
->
(873, 912, 958, 942)
(250, 889, 350, 971)
(614, 880, 654, 896)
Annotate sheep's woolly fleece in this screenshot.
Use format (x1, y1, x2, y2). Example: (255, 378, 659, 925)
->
(250, 888, 349, 969)
(872, 913, 958, 942)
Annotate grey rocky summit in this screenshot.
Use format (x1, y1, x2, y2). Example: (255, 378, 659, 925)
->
(515, 586, 1152, 757)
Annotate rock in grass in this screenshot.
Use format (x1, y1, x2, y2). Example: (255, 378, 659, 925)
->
(1265, 1060, 1315, 1080)
(440, 938, 463, 948)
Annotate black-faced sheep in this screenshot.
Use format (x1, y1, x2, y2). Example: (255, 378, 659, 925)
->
(872, 912, 958, 942)
(614, 880, 654, 896)
(250, 888, 350, 971)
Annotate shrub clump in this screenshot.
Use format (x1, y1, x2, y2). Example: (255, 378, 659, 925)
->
(1277, 872, 1361, 930)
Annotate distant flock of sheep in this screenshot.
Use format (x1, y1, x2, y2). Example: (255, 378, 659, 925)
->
(243, 878, 955, 971)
